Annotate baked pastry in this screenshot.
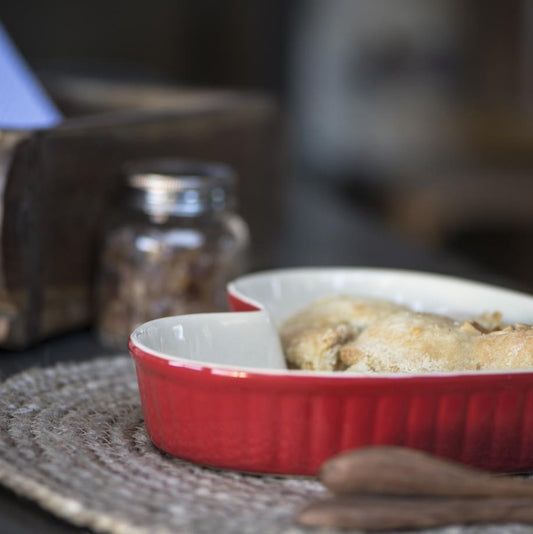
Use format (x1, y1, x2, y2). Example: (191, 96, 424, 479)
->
(279, 295, 533, 373)
(471, 324, 533, 370)
(279, 296, 406, 371)
(340, 310, 475, 373)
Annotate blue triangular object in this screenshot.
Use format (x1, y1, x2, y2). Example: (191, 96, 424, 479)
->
(0, 22, 62, 129)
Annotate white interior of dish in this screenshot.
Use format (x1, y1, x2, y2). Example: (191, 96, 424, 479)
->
(131, 311, 287, 370)
(132, 268, 533, 376)
(228, 268, 533, 325)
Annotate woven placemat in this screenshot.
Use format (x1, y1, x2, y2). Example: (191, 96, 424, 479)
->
(0, 356, 326, 534)
(2, 356, 533, 534)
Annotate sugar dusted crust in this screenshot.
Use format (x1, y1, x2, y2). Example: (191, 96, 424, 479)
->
(279, 296, 407, 371)
(279, 296, 533, 373)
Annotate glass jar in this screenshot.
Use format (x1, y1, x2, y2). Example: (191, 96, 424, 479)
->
(96, 158, 250, 350)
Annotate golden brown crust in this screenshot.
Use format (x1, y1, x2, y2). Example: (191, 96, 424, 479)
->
(342, 311, 476, 373)
(472, 327, 533, 370)
(280, 296, 533, 373)
(282, 323, 353, 371)
(279, 296, 406, 371)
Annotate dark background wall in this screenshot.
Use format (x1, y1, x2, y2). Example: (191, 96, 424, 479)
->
(4, 0, 533, 290)
(1, 0, 293, 95)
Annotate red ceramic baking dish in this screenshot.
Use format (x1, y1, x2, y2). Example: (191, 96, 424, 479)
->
(129, 268, 533, 475)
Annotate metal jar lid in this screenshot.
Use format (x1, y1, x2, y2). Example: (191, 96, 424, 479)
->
(123, 158, 237, 218)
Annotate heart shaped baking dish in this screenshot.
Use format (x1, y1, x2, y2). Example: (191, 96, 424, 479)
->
(130, 268, 533, 475)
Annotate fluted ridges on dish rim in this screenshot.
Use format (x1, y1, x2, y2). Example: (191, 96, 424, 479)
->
(135, 365, 533, 475)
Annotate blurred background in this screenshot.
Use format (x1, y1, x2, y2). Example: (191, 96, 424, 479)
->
(3, 0, 533, 345)
(5, 0, 531, 281)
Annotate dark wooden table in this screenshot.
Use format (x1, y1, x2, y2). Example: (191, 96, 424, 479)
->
(0, 178, 518, 534)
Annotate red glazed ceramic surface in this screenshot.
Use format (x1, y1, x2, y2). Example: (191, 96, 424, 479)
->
(130, 268, 533, 475)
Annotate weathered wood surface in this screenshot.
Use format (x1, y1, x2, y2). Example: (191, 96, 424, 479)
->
(0, 82, 280, 348)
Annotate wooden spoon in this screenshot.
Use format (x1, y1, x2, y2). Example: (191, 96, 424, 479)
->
(297, 495, 533, 531)
(319, 446, 533, 498)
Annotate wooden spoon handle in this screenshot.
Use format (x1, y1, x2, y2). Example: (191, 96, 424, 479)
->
(320, 446, 533, 498)
(297, 496, 533, 531)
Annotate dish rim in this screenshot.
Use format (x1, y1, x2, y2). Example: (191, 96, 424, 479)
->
(226, 266, 532, 312)
(130, 267, 533, 380)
